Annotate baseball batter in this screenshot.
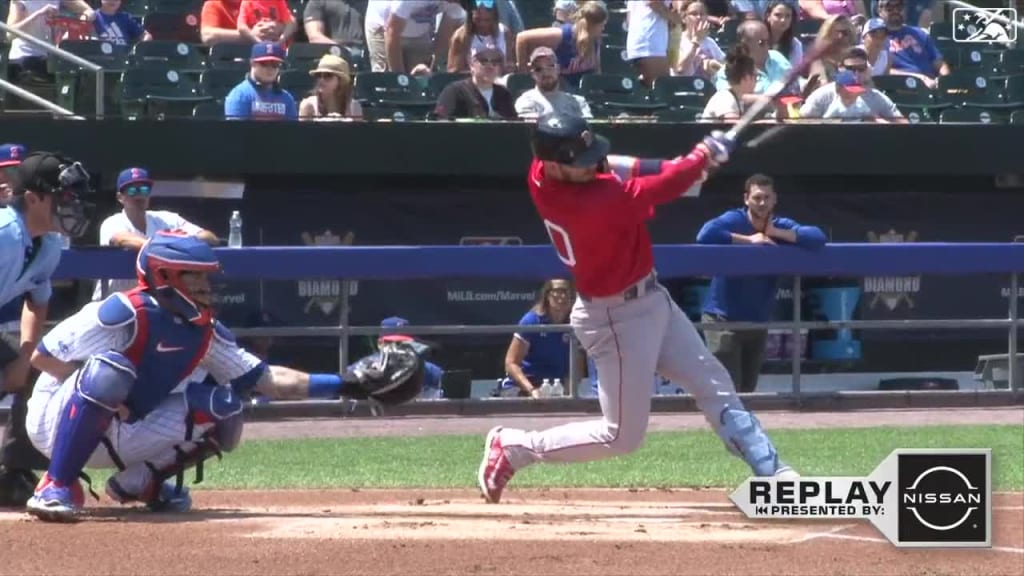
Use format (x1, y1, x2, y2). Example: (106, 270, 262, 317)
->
(478, 113, 798, 503)
(24, 231, 427, 522)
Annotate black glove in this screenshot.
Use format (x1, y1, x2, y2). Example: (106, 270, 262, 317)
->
(339, 341, 425, 406)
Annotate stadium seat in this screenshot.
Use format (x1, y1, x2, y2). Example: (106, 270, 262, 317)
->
(54, 40, 130, 117)
(199, 69, 243, 102)
(131, 40, 205, 71)
(143, 11, 201, 43)
(353, 72, 434, 114)
(652, 75, 712, 113)
(120, 67, 210, 119)
(936, 70, 1006, 109)
(1010, 109, 1024, 124)
(871, 74, 939, 119)
(279, 69, 315, 100)
(192, 100, 223, 119)
(149, 0, 203, 13)
(938, 107, 1006, 124)
(426, 72, 469, 98)
(999, 50, 1024, 76)
(578, 74, 665, 117)
(287, 43, 352, 72)
(1003, 74, 1024, 108)
(207, 43, 253, 70)
(956, 48, 1001, 76)
(600, 45, 634, 77)
(795, 18, 823, 41)
(929, 21, 954, 41)
(603, 10, 628, 45)
(654, 107, 704, 122)
(504, 73, 535, 99)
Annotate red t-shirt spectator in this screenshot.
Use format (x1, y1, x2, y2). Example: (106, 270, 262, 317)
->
(238, 0, 294, 30)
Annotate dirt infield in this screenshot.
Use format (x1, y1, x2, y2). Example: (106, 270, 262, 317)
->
(1, 408, 1022, 575)
(0, 489, 1021, 576)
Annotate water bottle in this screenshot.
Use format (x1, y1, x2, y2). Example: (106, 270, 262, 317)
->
(228, 210, 243, 248)
(552, 378, 565, 397)
(540, 379, 553, 398)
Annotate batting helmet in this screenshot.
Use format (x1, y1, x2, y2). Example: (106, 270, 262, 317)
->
(136, 231, 221, 326)
(530, 112, 611, 167)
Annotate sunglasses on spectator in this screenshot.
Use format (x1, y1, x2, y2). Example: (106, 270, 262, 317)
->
(843, 63, 868, 71)
(532, 65, 556, 73)
(476, 58, 503, 65)
(121, 184, 151, 197)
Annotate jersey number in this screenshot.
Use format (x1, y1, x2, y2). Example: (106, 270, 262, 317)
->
(543, 219, 576, 267)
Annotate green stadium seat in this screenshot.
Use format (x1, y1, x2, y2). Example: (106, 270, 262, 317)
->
(208, 43, 253, 70)
(600, 45, 634, 77)
(1010, 109, 1024, 124)
(131, 40, 204, 71)
(199, 69, 243, 102)
(956, 48, 1001, 76)
(279, 69, 315, 100)
(652, 75, 713, 113)
(353, 72, 434, 114)
(938, 107, 1006, 124)
(935, 70, 1005, 108)
(654, 107, 703, 122)
(871, 74, 938, 114)
(143, 12, 201, 43)
(192, 100, 223, 119)
(603, 10, 628, 45)
(54, 40, 131, 117)
(1003, 74, 1024, 108)
(504, 73, 535, 99)
(929, 21, 954, 41)
(286, 43, 352, 72)
(578, 74, 665, 117)
(149, 0, 203, 13)
(120, 67, 210, 119)
(795, 18, 823, 41)
(426, 72, 469, 98)
(999, 50, 1024, 76)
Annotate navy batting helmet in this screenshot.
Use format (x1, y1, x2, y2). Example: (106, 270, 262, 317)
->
(137, 231, 221, 326)
(531, 112, 611, 167)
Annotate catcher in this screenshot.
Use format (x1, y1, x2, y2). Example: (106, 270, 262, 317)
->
(23, 231, 424, 522)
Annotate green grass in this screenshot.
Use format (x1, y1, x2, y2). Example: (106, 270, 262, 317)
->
(88, 424, 1024, 491)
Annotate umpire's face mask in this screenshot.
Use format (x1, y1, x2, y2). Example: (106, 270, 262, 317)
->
(51, 161, 94, 238)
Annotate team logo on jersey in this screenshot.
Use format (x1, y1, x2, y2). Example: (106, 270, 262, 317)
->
(863, 229, 920, 311)
(298, 229, 355, 315)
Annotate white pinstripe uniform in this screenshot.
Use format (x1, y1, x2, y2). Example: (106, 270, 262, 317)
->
(25, 296, 264, 479)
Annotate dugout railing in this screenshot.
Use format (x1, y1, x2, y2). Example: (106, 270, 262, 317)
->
(40, 243, 1024, 406)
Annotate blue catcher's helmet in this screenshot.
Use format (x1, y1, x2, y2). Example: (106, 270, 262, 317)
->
(136, 231, 221, 326)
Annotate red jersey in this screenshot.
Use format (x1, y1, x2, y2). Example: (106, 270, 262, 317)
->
(528, 150, 710, 297)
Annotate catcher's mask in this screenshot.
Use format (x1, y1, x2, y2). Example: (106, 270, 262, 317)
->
(13, 152, 94, 238)
(137, 230, 222, 327)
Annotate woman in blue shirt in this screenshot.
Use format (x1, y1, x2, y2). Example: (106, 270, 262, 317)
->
(499, 278, 576, 398)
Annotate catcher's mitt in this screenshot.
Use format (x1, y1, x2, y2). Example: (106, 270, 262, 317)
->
(340, 341, 425, 406)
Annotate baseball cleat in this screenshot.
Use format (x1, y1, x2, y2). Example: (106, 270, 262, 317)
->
(478, 426, 515, 504)
(106, 477, 192, 513)
(773, 466, 800, 480)
(26, 473, 83, 522)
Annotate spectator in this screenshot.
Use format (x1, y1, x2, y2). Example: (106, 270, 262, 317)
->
(870, 0, 932, 29)
(92, 0, 150, 46)
(498, 279, 580, 398)
(712, 20, 793, 108)
(696, 174, 827, 393)
(299, 54, 363, 121)
(433, 45, 516, 119)
(514, 1, 606, 86)
(764, 0, 801, 69)
(552, 0, 578, 26)
(224, 42, 298, 120)
(237, 0, 297, 45)
(0, 144, 27, 204)
(798, 0, 866, 21)
(384, 0, 466, 75)
(626, 0, 679, 87)
(363, 0, 393, 71)
(515, 46, 592, 119)
(92, 167, 218, 301)
(5, 0, 95, 82)
(675, 0, 725, 78)
(448, 0, 515, 74)
(200, 0, 246, 45)
(302, 0, 365, 56)
(859, 17, 890, 76)
(878, 0, 947, 88)
(701, 44, 755, 120)
(803, 13, 857, 95)
(798, 46, 905, 122)
(495, 0, 524, 35)
(729, 0, 781, 20)
(378, 316, 443, 399)
(703, 0, 733, 28)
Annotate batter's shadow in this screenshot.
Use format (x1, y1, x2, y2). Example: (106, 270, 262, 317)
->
(84, 507, 319, 523)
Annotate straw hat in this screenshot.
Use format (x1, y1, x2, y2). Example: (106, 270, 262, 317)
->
(309, 54, 351, 79)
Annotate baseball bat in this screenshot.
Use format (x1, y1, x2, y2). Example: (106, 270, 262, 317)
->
(723, 36, 838, 147)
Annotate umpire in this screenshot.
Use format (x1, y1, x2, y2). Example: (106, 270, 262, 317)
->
(0, 151, 92, 507)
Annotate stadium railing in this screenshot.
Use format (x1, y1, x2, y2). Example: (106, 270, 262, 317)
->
(55, 243, 1024, 397)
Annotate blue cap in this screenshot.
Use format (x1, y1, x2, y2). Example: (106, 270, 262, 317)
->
(251, 42, 286, 63)
(117, 167, 153, 192)
(835, 70, 866, 93)
(862, 17, 886, 36)
(380, 316, 413, 342)
(0, 143, 26, 167)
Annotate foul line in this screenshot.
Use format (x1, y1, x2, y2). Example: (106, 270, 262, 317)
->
(817, 532, 1024, 554)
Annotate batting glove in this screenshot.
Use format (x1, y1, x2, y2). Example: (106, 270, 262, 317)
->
(702, 130, 734, 164)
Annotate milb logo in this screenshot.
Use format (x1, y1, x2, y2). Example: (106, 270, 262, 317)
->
(897, 452, 990, 545)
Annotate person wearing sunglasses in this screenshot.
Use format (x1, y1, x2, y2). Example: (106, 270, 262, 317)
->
(433, 45, 516, 119)
(92, 167, 218, 302)
(0, 151, 92, 509)
(514, 46, 593, 120)
(224, 42, 298, 121)
(0, 143, 27, 205)
(798, 46, 905, 122)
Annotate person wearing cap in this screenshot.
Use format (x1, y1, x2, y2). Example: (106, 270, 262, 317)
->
(514, 1, 606, 86)
(433, 45, 516, 119)
(876, 0, 947, 88)
(447, 0, 515, 74)
(0, 144, 27, 204)
(799, 46, 905, 122)
(378, 317, 443, 398)
(515, 46, 592, 120)
(0, 151, 92, 508)
(224, 42, 298, 120)
(92, 167, 218, 301)
(299, 54, 363, 121)
(859, 17, 890, 76)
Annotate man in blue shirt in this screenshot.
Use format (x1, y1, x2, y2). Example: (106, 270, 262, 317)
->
(224, 42, 299, 120)
(878, 0, 949, 88)
(0, 152, 92, 508)
(696, 174, 826, 393)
